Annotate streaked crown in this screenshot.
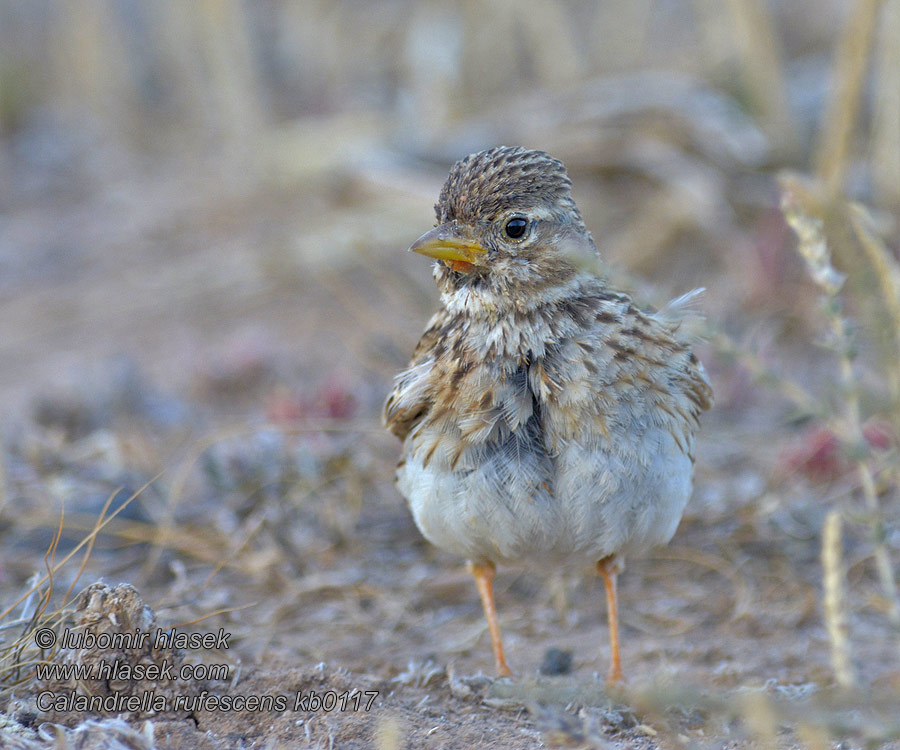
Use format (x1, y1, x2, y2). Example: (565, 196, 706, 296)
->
(435, 146, 584, 228)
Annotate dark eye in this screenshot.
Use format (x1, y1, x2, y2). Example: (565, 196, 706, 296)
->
(504, 217, 528, 239)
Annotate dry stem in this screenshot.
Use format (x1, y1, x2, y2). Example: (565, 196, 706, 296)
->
(781, 176, 900, 656)
(814, 0, 885, 195)
(822, 511, 857, 688)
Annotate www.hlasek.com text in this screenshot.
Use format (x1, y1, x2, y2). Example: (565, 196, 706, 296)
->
(35, 657, 229, 684)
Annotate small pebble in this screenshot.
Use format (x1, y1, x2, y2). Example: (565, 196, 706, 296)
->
(539, 647, 573, 675)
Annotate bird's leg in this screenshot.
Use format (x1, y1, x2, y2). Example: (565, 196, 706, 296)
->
(468, 560, 512, 677)
(597, 555, 624, 685)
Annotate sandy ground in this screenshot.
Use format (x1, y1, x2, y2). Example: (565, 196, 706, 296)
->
(1, 124, 898, 750)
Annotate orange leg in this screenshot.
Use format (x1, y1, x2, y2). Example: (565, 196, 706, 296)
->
(468, 561, 512, 677)
(597, 555, 624, 685)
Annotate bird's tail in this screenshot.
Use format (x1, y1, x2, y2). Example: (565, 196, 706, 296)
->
(658, 287, 710, 341)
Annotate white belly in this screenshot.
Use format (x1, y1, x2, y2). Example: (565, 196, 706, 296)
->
(397, 424, 694, 566)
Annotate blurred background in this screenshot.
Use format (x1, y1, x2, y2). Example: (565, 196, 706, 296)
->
(1, 0, 897, 413)
(1, 0, 899, 745)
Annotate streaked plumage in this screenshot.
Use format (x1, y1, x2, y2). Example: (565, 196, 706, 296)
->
(384, 146, 712, 680)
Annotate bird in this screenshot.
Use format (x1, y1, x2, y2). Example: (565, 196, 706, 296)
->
(383, 146, 712, 683)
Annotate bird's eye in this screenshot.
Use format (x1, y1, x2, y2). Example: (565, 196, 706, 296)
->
(505, 217, 528, 239)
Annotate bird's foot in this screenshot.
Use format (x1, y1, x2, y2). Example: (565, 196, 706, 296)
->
(605, 664, 624, 688)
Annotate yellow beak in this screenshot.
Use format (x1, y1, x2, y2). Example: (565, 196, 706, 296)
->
(408, 224, 487, 265)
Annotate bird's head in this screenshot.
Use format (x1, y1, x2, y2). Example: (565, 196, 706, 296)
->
(409, 146, 597, 302)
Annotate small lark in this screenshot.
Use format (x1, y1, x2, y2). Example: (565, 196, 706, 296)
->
(384, 146, 712, 682)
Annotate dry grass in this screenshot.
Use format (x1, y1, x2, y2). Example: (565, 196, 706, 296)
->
(1, 1, 900, 749)
(780, 173, 900, 637)
(0, 484, 149, 702)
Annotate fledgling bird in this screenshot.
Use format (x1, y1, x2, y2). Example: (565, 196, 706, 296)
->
(384, 146, 712, 682)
